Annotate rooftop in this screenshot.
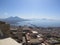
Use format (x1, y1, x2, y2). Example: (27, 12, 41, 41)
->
(0, 37, 22, 45)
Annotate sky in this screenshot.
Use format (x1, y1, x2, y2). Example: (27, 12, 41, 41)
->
(0, 0, 60, 19)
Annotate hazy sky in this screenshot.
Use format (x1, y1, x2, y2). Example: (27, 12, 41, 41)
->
(0, 0, 60, 19)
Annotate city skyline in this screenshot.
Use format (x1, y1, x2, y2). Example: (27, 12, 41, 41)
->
(0, 0, 60, 20)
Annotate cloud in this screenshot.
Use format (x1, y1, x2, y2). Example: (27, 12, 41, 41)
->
(0, 12, 9, 18)
(4, 12, 8, 15)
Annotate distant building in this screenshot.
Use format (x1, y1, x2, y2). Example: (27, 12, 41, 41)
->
(17, 26, 23, 43)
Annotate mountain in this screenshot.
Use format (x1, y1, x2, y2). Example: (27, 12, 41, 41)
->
(5, 16, 24, 21)
(0, 16, 26, 24)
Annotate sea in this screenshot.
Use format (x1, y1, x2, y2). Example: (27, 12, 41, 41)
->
(12, 19, 60, 27)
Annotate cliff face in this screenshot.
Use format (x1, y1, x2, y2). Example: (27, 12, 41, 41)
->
(0, 21, 10, 38)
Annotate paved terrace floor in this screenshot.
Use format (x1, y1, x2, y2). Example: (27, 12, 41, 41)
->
(0, 37, 22, 45)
